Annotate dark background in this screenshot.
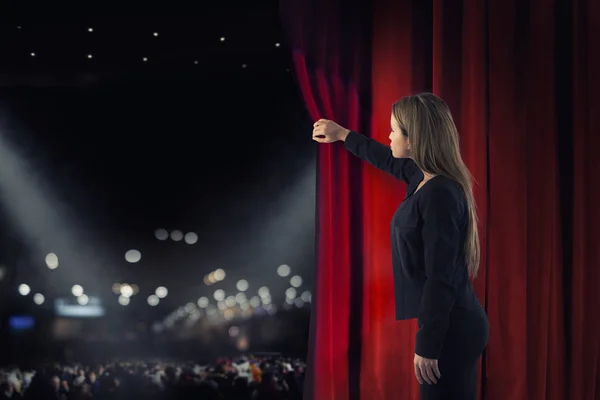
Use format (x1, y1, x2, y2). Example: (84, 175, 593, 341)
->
(0, 4, 315, 362)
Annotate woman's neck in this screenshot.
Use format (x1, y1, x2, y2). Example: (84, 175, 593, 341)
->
(422, 170, 436, 181)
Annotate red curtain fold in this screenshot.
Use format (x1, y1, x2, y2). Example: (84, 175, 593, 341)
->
(571, 1, 600, 399)
(360, 0, 418, 397)
(280, 0, 372, 398)
(281, 0, 600, 398)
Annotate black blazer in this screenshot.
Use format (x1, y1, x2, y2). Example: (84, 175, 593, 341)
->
(344, 131, 479, 359)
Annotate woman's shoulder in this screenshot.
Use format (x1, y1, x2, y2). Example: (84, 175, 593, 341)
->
(418, 175, 466, 208)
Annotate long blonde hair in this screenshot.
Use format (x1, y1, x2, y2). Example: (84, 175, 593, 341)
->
(392, 93, 480, 278)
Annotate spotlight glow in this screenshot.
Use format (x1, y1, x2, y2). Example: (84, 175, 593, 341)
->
(45, 253, 59, 269)
(277, 264, 291, 277)
(236, 279, 249, 291)
(155, 229, 169, 240)
(18, 284, 31, 296)
(197, 296, 209, 308)
(71, 285, 83, 297)
(120, 284, 133, 298)
(33, 293, 45, 305)
(290, 275, 303, 288)
(214, 289, 225, 301)
(170, 230, 183, 241)
(155, 286, 168, 298)
(147, 295, 159, 306)
(125, 249, 141, 263)
(184, 232, 198, 244)
(77, 294, 89, 305)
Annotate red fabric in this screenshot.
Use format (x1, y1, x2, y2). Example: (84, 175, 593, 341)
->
(571, 1, 600, 399)
(280, 0, 371, 397)
(282, 0, 600, 398)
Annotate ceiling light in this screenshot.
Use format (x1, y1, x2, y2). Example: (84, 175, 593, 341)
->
(18, 284, 31, 296)
(72, 285, 83, 297)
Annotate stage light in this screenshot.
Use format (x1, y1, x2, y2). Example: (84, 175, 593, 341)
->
(33, 293, 44, 305)
(214, 289, 225, 301)
(236, 279, 248, 291)
(112, 283, 122, 294)
(143, 57, 148, 62)
(118, 295, 130, 306)
(275, 43, 280, 47)
(235, 292, 247, 304)
(87, 54, 93, 59)
(147, 295, 159, 306)
(214, 269, 226, 281)
(77, 294, 89, 305)
(206, 305, 217, 316)
(125, 249, 141, 263)
(18, 284, 30, 296)
(155, 286, 168, 298)
(290, 275, 302, 287)
(285, 287, 297, 299)
(197, 296, 209, 308)
(120, 284, 133, 298)
(250, 296, 261, 308)
(277, 264, 291, 277)
(153, 32, 159, 37)
(30, 53, 35, 57)
(184, 232, 198, 244)
(225, 296, 236, 307)
(45, 253, 59, 269)
(242, 64, 247, 68)
(155, 228, 168, 240)
(294, 298, 304, 308)
(88, 28, 93, 32)
(170, 230, 183, 241)
(220, 37, 226, 41)
(224, 309, 235, 320)
(71, 285, 83, 297)
(301, 291, 312, 302)
(258, 286, 270, 298)
(229, 326, 240, 337)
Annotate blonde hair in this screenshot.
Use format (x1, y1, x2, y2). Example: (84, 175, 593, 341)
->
(392, 93, 480, 278)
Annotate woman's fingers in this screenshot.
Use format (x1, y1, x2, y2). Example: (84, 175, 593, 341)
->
(414, 363, 424, 385)
(432, 361, 442, 380)
(425, 363, 438, 384)
(415, 359, 440, 385)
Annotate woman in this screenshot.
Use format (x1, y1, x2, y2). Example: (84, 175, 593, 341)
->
(312, 93, 489, 399)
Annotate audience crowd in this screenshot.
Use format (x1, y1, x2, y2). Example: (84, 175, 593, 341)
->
(0, 355, 305, 400)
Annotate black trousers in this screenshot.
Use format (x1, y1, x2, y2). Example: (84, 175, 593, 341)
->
(420, 305, 489, 400)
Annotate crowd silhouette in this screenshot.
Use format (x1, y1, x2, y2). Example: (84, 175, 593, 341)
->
(0, 355, 305, 400)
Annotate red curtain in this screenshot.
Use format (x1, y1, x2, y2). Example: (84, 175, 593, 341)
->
(571, 1, 600, 399)
(281, 0, 600, 399)
(280, 0, 372, 398)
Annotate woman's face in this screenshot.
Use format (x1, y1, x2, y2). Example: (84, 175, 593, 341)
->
(389, 113, 410, 158)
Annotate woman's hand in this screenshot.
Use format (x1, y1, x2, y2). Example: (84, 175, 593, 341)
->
(312, 119, 351, 143)
(414, 354, 441, 385)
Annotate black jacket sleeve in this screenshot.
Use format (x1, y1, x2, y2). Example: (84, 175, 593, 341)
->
(343, 130, 419, 184)
(415, 181, 463, 359)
